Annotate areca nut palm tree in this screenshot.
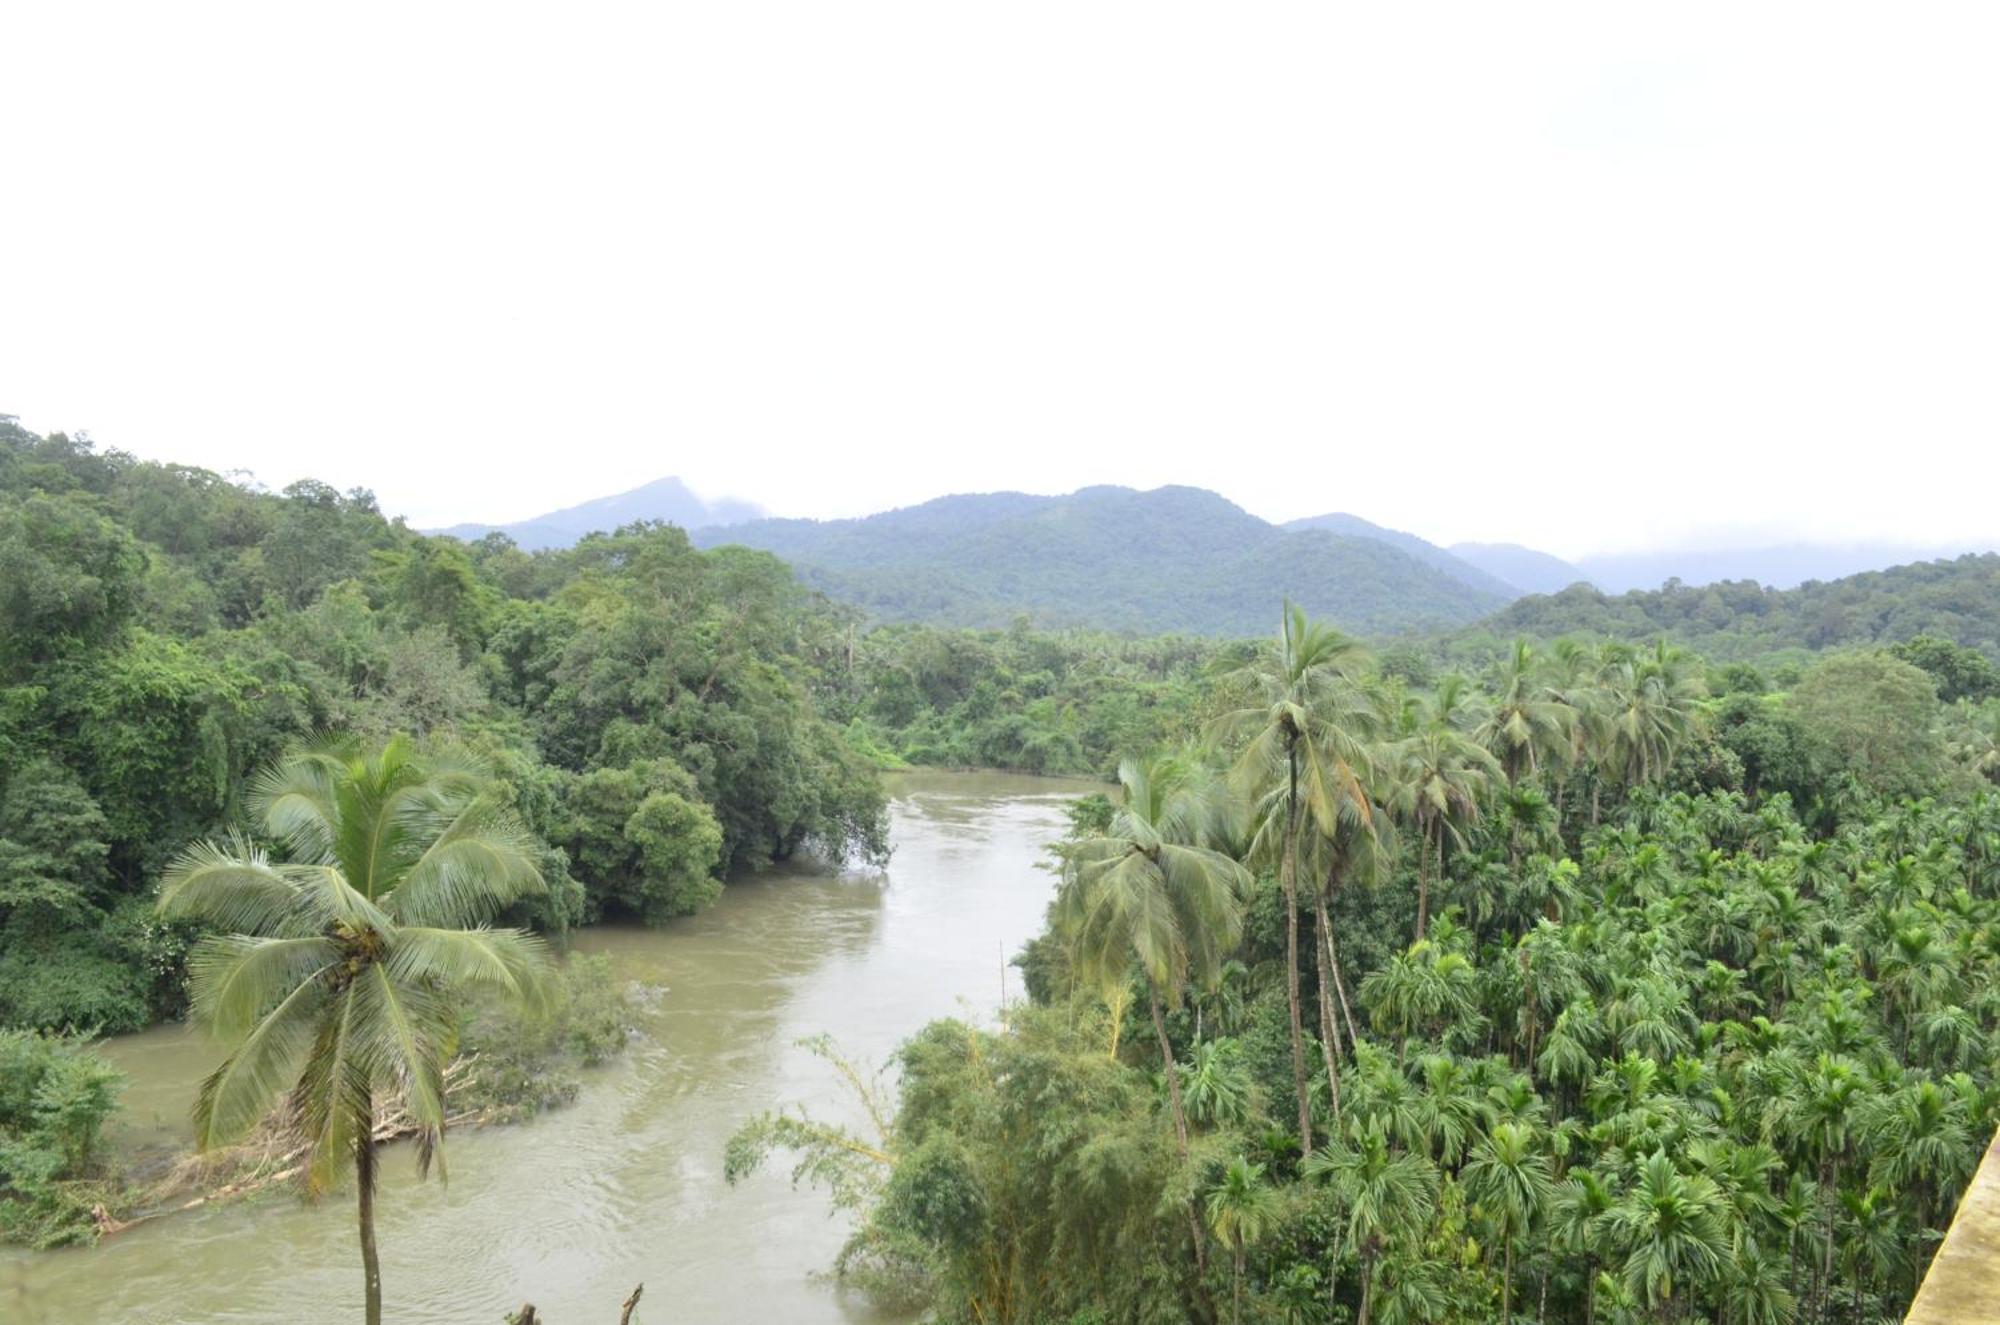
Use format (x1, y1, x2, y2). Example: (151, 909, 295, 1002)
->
(1206, 1156, 1279, 1325)
(1462, 1120, 1556, 1323)
(158, 737, 552, 1325)
(1303, 1120, 1439, 1325)
(1391, 683, 1501, 941)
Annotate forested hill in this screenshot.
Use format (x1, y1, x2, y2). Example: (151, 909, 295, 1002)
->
(1472, 553, 2000, 659)
(0, 419, 887, 1034)
(1278, 511, 1521, 598)
(694, 485, 1509, 636)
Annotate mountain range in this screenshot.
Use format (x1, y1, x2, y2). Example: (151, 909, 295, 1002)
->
(433, 475, 1995, 637)
(689, 487, 1508, 636)
(433, 476, 760, 551)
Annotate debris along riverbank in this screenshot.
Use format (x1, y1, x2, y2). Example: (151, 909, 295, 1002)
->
(94, 955, 644, 1240)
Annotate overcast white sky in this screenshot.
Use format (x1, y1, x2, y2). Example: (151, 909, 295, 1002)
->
(3, 4, 1997, 558)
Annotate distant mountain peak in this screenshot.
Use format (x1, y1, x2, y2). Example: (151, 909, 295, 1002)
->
(433, 475, 761, 550)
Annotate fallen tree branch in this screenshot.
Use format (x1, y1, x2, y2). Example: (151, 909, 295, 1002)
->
(503, 1284, 644, 1324)
(98, 1056, 490, 1235)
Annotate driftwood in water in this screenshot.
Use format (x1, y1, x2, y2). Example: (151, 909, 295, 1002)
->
(95, 1056, 487, 1236)
(505, 1284, 644, 1324)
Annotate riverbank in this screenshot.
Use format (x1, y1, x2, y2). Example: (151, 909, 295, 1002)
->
(2, 771, 1089, 1323)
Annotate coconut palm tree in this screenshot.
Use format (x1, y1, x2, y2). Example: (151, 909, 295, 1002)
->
(1764, 1052, 1863, 1318)
(1550, 1168, 1620, 1322)
(1215, 604, 1378, 1157)
(1207, 1156, 1279, 1325)
(1056, 751, 1250, 1272)
(157, 737, 551, 1325)
(1302, 782, 1394, 1130)
(1599, 643, 1705, 794)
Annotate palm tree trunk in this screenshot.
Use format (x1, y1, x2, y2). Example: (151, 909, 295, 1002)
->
(1152, 985, 1191, 1155)
(1283, 748, 1312, 1160)
(1501, 1235, 1513, 1323)
(1313, 859, 1344, 1124)
(1357, 1250, 1376, 1325)
(1149, 983, 1210, 1280)
(1327, 922, 1361, 1050)
(357, 1095, 383, 1325)
(1415, 825, 1431, 942)
(1328, 1230, 1343, 1322)
(1232, 1239, 1245, 1325)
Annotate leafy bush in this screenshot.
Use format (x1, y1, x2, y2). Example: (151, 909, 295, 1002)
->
(0, 1030, 123, 1247)
(455, 955, 634, 1121)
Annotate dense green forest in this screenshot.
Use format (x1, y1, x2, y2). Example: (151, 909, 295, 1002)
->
(1475, 557, 2000, 662)
(693, 486, 1511, 636)
(734, 613, 2000, 1325)
(8, 416, 2000, 1321)
(0, 417, 887, 1039)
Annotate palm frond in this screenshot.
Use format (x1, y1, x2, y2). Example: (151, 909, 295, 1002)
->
(385, 803, 545, 928)
(193, 969, 334, 1149)
(251, 741, 352, 865)
(159, 838, 306, 936)
(353, 965, 454, 1178)
(297, 864, 396, 933)
(188, 934, 341, 1040)
(292, 986, 374, 1195)
(388, 927, 554, 1009)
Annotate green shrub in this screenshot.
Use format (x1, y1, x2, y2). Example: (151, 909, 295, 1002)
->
(456, 954, 634, 1121)
(0, 1030, 124, 1247)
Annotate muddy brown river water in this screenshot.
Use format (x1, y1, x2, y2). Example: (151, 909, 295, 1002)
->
(1, 770, 1091, 1324)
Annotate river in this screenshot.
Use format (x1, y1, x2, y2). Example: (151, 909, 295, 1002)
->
(1, 770, 1092, 1324)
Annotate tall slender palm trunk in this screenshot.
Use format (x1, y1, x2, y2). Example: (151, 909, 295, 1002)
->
(1415, 827, 1443, 941)
(1149, 984, 1210, 1280)
(1414, 837, 1430, 942)
(1231, 1239, 1246, 1325)
(1313, 858, 1345, 1124)
(1282, 750, 1313, 1159)
(357, 1093, 382, 1325)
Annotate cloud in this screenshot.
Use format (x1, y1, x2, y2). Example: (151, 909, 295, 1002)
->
(2, 3, 1995, 560)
